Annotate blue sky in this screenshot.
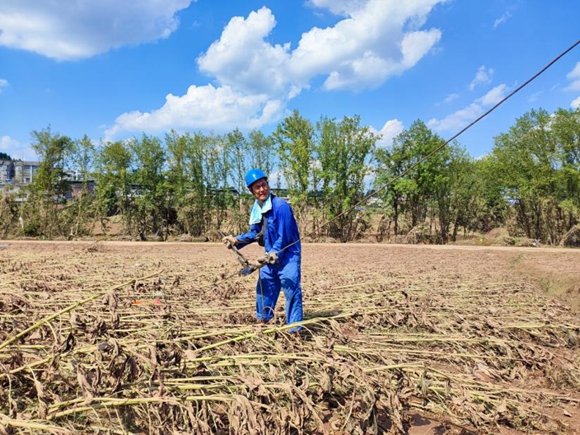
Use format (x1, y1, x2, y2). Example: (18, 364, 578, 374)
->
(1, 0, 579, 162)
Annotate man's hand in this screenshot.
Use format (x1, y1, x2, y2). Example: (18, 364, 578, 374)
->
(257, 252, 278, 265)
(267, 252, 278, 264)
(247, 258, 264, 268)
(222, 235, 237, 249)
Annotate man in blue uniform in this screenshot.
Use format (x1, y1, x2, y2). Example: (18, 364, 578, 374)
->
(222, 169, 303, 333)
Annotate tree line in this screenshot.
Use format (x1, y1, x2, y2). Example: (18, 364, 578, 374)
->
(0, 108, 579, 245)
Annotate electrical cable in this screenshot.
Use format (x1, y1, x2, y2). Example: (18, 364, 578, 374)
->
(213, 37, 580, 289)
(279, 37, 580, 253)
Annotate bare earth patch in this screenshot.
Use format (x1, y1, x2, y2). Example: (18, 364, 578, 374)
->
(1, 241, 579, 434)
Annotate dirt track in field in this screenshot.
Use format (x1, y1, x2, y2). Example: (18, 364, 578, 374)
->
(1, 240, 579, 434)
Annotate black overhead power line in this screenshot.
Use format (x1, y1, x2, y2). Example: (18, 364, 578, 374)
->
(217, 38, 580, 280)
(280, 37, 580, 251)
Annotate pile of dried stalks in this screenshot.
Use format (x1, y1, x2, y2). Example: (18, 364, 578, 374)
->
(1, 243, 579, 434)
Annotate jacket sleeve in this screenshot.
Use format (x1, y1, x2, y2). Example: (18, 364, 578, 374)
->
(235, 222, 262, 249)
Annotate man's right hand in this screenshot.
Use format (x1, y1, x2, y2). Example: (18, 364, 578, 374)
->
(222, 235, 237, 249)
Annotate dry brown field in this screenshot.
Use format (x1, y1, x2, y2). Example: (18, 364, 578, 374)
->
(1, 240, 579, 434)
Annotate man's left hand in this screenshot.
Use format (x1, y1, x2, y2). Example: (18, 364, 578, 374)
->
(258, 252, 278, 264)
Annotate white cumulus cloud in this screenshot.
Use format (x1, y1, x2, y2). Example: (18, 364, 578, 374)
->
(197, 7, 293, 96)
(0, 135, 19, 151)
(196, 0, 447, 96)
(104, 84, 285, 141)
(307, 0, 368, 16)
(108, 0, 448, 139)
(565, 62, 580, 92)
(0, 0, 192, 60)
(469, 65, 494, 90)
(0, 78, 8, 93)
(289, 0, 446, 92)
(493, 12, 512, 29)
(372, 119, 404, 148)
(428, 84, 509, 133)
(476, 83, 507, 106)
(565, 62, 580, 108)
(0, 136, 37, 160)
(443, 93, 459, 104)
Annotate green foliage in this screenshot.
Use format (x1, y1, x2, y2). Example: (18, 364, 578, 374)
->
(468, 156, 509, 232)
(165, 130, 241, 236)
(9, 106, 580, 244)
(374, 122, 512, 243)
(0, 152, 11, 160)
(489, 108, 580, 243)
(129, 134, 167, 236)
(431, 144, 475, 243)
(0, 195, 17, 237)
(68, 134, 96, 238)
(25, 127, 75, 238)
(227, 128, 248, 194)
(316, 115, 377, 241)
(166, 131, 208, 235)
(273, 110, 315, 196)
(247, 129, 275, 180)
(23, 221, 40, 237)
(94, 140, 133, 233)
(374, 120, 448, 235)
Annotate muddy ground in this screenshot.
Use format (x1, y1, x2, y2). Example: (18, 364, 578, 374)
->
(1, 241, 579, 434)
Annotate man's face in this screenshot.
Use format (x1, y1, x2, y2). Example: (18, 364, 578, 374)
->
(250, 178, 270, 202)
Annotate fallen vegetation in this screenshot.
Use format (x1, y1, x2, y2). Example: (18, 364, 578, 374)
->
(1, 242, 579, 434)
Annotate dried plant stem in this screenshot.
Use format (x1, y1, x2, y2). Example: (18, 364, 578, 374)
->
(48, 395, 237, 419)
(0, 270, 163, 351)
(0, 416, 71, 434)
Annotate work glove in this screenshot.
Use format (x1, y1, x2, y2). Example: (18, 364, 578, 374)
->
(247, 258, 264, 269)
(222, 235, 237, 249)
(257, 252, 278, 265)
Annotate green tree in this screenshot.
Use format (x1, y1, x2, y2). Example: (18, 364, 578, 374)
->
(551, 108, 580, 230)
(94, 141, 133, 234)
(374, 120, 447, 236)
(27, 127, 75, 237)
(467, 156, 510, 234)
(316, 115, 378, 241)
(206, 133, 234, 228)
(166, 131, 212, 236)
(129, 134, 167, 238)
(68, 135, 96, 238)
(227, 128, 248, 195)
(490, 108, 580, 243)
(273, 110, 315, 196)
(431, 144, 472, 243)
(247, 129, 275, 178)
(491, 109, 561, 242)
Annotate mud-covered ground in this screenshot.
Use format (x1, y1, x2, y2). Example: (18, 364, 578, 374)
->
(1, 241, 579, 434)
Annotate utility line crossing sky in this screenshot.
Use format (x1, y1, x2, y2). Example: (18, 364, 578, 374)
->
(1, 1, 579, 161)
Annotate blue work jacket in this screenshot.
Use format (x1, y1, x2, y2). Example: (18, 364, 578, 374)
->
(236, 194, 301, 264)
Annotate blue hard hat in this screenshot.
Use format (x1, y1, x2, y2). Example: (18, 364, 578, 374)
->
(245, 168, 267, 188)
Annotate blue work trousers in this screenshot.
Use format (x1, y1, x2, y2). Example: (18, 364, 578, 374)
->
(256, 259, 303, 332)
